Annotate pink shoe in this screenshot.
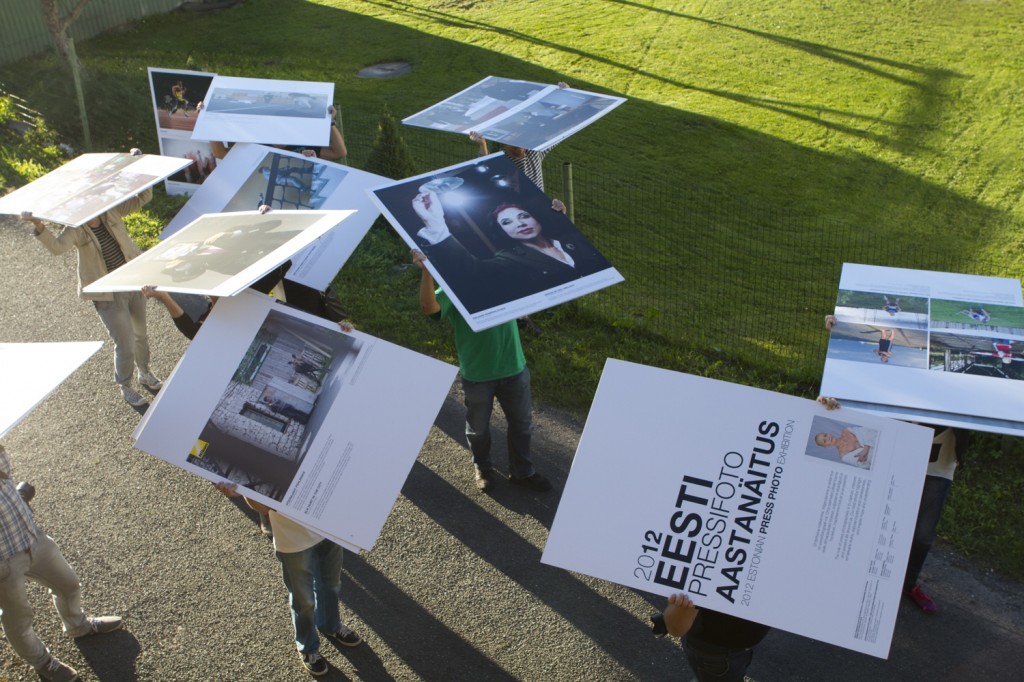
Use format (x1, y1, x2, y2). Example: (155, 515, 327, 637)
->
(904, 585, 937, 614)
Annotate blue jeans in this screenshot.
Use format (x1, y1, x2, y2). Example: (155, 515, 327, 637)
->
(276, 539, 343, 654)
(904, 475, 952, 590)
(462, 367, 535, 479)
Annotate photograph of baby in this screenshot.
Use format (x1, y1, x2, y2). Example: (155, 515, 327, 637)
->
(372, 154, 619, 317)
(187, 308, 362, 501)
(805, 415, 879, 470)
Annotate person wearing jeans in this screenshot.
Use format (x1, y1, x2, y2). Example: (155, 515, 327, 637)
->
(215, 483, 361, 677)
(413, 249, 551, 494)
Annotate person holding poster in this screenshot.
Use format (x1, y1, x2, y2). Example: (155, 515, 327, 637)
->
(0, 444, 123, 682)
(468, 82, 568, 191)
(23, 150, 162, 408)
(412, 189, 610, 306)
(413, 250, 551, 493)
(215, 483, 361, 676)
(655, 593, 769, 681)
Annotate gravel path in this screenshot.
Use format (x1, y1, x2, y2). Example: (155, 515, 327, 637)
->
(1, 216, 1022, 681)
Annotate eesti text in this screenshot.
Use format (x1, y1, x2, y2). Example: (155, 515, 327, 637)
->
(636, 421, 780, 603)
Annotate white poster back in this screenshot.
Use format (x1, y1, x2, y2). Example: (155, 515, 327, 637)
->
(0, 342, 102, 438)
(0, 153, 190, 226)
(133, 293, 457, 550)
(821, 263, 1024, 435)
(192, 76, 333, 147)
(402, 76, 626, 151)
(369, 154, 623, 331)
(542, 359, 933, 658)
(83, 210, 353, 297)
(159, 143, 384, 290)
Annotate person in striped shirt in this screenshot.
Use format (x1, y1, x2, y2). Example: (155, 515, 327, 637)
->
(23, 149, 163, 408)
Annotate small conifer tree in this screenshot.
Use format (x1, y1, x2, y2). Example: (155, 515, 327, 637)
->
(365, 105, 417, 180)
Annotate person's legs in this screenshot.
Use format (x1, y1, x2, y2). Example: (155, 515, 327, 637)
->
(311, 540, 343, 634)
(493, 367, 535, 479)
(277, 547, 320, 654)
(23, 535, 89, 637)
(904, 475, 952, 591)
(0, 550, 50, 668)
(683, 638, 753, 682)
(462, 378, 497, 470)
(126, 291, 152, 375)
(94, 295, 135, 386)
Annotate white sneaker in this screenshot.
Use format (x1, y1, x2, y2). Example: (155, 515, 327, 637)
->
(137, 370, 163, 392)
(120, 385, 148, 407)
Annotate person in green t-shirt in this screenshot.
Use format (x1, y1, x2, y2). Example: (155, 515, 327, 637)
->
(413, 250, 552, 494)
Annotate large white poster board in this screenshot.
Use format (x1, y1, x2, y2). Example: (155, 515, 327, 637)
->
(369, 154, 623, 331)
(192, 76, 334, 147)
(159, 143, 384, 290)
(542, 359, 933, 659)
(821, 263, 1024, 435)
(147, 67, 218, 196)
(402, 76, 626, 151)
(0, 342, 102, 438)
(0, 153, 190, 226)
(133, 292, 456, 550)
(83, 210, 353, 297)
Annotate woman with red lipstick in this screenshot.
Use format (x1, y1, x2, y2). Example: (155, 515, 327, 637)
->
(412, 189, 611, 313)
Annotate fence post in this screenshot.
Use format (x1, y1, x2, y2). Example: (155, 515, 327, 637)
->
(561, 161, 574, 222)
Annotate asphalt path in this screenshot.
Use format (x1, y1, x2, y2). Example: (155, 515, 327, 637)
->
(1, 216, 1022, 681)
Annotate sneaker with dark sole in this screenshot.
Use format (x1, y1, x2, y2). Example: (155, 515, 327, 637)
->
(75, 615, 123, 637)
(474, 466, 497, 492)
(300, 651, 328, 676)
(904, 585, 937, 614)
(510, 472, 552, 492)
(322, 624, 362, 647)
(36, 655, 79, 682)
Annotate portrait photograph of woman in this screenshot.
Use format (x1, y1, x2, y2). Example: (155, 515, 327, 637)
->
(371, 153, 622, 329)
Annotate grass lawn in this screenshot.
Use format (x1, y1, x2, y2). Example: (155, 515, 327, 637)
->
(1, 0, 1022, 578)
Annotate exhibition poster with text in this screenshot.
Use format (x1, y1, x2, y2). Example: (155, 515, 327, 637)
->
(542, 359, 933, 658)
(821, 263, 1024, 435)
(133, 292, 457, 551)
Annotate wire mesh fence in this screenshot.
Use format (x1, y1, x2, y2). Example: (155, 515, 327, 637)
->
(339, 107, 1016, 385)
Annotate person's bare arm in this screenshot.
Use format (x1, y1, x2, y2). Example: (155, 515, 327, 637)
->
(412, 250, 441, 315)
(142, 285, 185, 318)
(469, 131, 489, 156)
